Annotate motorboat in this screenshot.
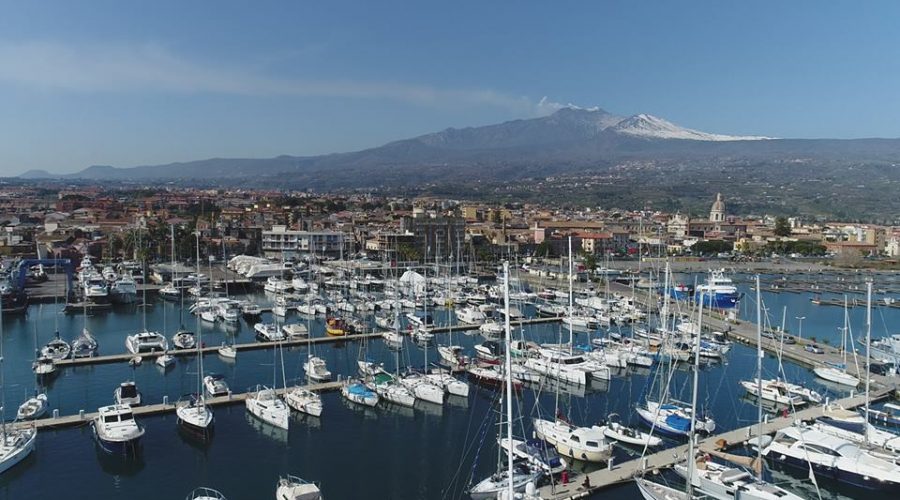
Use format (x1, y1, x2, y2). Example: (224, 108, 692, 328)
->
(203, 374, 230, 397)
(245, 385, 289, 430)
(92, 404, 144, 455)
(109, 276, 138, 304)
(114, 381, 142, 406)
(276, 474, 322, 500)
(474, 340, 503, 365)
(674, 456, 804, 500)
(218, 343, 237, 359)
(284, 387, 324, 417)
(304, 356, 331, 382)
(16, 394, 48, 420)
(761, 424, 900, 491)
(601, 414, 663, 447)
(325, 317, 348, 336)
(455, 305, 486, 324)
(254, 322, 285, 342)
(125, 331, 169, 354)
(282, 323, 309, 339)
(479, 321, 504, 339)
(533, 418, 613, 463)
(341, 378, 379, 407)
(811, 407, 900, 453)
(172, 330, 197, 350)
(437, 345, 470, 367)
(155, 352, 175, 369)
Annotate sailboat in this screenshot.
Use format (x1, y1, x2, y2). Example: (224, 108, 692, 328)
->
(0, 297, 37, 472)
(285, 291, 324, 418)
(177, 231, 215, 436)
(813, 297, 861, 387)
(674, 276, 804, 500)
(246, 311, 290, 430)
(636, 265, 715, 437)
(533, 238, 613, 463)
(72, 300, 98, 358)
(470, 261, 543, 499)
(160, 224, 181, 301)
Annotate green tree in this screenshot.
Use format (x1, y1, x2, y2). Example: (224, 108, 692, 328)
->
(774, 216, 791, 237)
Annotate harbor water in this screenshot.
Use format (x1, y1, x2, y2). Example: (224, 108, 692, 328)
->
(0, 275, 896, 500)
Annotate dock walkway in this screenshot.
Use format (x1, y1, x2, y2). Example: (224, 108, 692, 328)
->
(51, 316, 562, 369)
(538, 388, 894, 499)
(13, 381, 343, 431)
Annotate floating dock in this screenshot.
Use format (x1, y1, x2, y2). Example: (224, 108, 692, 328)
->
(538, 388, 895, 499)
(50, 316, 562, 369)
(12, 381, 343, 431)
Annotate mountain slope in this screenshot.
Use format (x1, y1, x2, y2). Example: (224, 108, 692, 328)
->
(17, 107, 900, 189)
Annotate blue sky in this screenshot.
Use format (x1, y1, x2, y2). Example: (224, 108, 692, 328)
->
(1, 1, 898, 175)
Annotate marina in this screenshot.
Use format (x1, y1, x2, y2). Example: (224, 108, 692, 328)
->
(1, 258, 899, 500)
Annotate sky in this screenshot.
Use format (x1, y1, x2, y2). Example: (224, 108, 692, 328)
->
(0, 1, 898, 175)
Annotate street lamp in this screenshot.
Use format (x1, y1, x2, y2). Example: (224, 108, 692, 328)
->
(796, 316, 806, 340)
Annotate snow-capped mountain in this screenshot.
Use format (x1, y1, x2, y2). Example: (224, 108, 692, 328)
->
(609, 113, 771, 141)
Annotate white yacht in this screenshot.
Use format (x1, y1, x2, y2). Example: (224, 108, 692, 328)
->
(125, 331, 168, 354)
(455, 305, 486, 324)
(245, 385, 289, 430)
(813, 362, 860, 387)
(275, 474, 322, 500)
(109, 276, 138, 304)
(674, 457, 804, 500)
(92, 404, 144, 455)
(203, 374, 230, 397)
(304, 356, 332, 382)
(282, 323, 309, 339)
(399, 371, 444, 405)
(254, 322, 286, 342)
(114, 381, 142, 406)
(760, 424, 900, 491)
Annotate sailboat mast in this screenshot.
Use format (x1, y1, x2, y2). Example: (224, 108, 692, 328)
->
(567, 236, 573, 352)
(502, 261, 514, 499)
(755, 275, 763, 479)
(0, 293, 5, 438)
(687, 289, 704, 497)
(865, 280, 872, 446)
(195, 231, 204, 403)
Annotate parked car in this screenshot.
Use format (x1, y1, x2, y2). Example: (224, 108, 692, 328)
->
(804, 344, 824, 354)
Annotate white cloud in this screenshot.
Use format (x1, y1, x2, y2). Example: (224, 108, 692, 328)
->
(535, 96, 601, 116)
(0, 40, 535, 112)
